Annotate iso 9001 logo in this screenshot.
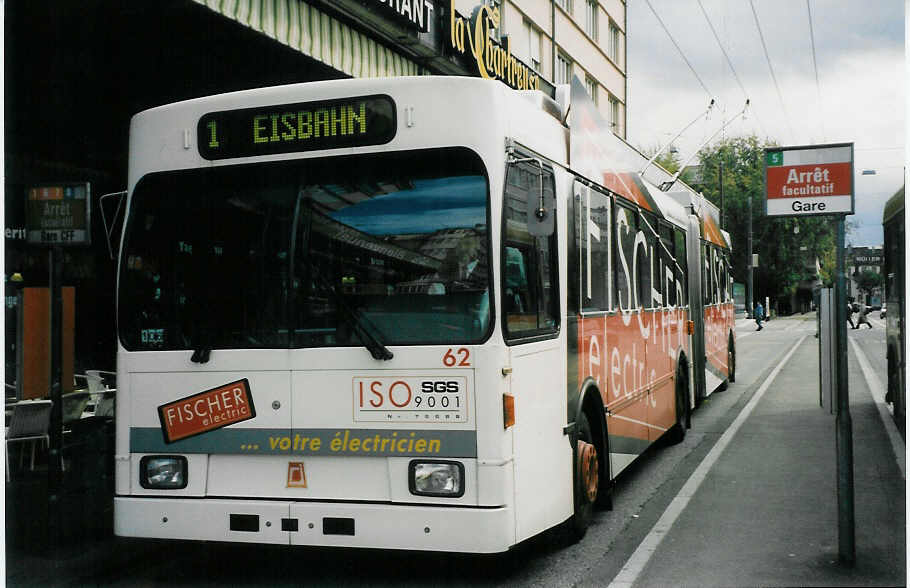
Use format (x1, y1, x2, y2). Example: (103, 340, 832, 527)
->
(353, 376, 468, 422)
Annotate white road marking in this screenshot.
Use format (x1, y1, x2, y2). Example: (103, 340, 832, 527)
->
(610, 414, 668, 432)
(608, 335, 807, 588)
(849, 337, 905, 478)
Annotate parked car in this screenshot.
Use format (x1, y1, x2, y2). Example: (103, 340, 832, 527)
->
(880, 305, 887, 319)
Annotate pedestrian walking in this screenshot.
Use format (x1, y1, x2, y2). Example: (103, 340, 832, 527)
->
(754, 302, 764, 331)
(855, 304, 873, 329)
(846, 302, 856, 329)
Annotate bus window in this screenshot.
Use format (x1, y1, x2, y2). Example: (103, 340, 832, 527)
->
(638, 211, 657, 309)
(503, 160, 558, 339)
(614, 202, 636, 311)
(119, 147, 492, 350)
(674, 228, 687, 306)
(659, 222, 675, 308)
(578, 184, 611, 313)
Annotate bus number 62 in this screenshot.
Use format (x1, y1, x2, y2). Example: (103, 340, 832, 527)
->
(443, 348, 470, 367)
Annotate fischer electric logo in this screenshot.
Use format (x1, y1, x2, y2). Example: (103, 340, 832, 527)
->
(158, 379, 256, 443)
(765, 144, 853, 216)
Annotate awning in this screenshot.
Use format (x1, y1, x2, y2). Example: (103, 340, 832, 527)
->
(194, 0, 427, 79)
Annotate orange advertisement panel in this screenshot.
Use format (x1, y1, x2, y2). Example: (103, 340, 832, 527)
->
(19, 287, 74, 400)
(158, 379, 257, 443)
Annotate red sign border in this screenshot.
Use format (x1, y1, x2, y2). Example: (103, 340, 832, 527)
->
(157, 378, 257, 444)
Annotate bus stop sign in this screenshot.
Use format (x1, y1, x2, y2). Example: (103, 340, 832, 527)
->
(764, 143, 853, 217)
(25, 183, 91, 245)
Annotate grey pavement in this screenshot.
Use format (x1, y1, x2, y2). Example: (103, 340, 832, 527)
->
(626, 317, 906, 587)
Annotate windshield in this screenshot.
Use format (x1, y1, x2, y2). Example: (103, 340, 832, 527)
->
(118, 148, 491, 351)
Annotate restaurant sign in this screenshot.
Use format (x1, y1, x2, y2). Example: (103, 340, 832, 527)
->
(448, 1, 540, 91)
(372, 0, 435, 33)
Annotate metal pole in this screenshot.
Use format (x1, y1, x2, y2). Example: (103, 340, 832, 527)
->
(746, 190, 753, 317)
(835, 215, 855, 565)
(47, 246, 63, 548)
(719, 160, 724, 229)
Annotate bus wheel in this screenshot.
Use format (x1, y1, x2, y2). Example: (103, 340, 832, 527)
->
(568, 412, 598, 541)
(728, 337, 736, 383)
(665, 364, 688, 445)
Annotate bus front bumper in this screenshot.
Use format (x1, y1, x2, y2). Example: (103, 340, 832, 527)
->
(114, 496, 514, 553)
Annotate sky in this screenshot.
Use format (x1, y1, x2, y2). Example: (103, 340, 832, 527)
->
(626, 0, 905, 247)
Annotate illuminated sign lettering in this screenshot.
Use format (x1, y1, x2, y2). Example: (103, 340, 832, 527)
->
(198, 95, 396, 160)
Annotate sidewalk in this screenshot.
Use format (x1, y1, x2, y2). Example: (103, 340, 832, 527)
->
(625, 330, 906, 586)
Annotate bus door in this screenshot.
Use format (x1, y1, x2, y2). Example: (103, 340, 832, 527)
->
(644, 220, 681, 437)
(686, 214, 707, 403)
(609, 201, 650, 468)
(502, 159, 569, 541)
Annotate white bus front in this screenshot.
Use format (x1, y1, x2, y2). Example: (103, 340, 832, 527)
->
(114, 79, 525, 552)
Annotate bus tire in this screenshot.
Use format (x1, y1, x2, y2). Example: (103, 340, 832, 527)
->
(568, 412, 599, 542)
(728, 335, 736, 383)
(665, 362, 688, 445)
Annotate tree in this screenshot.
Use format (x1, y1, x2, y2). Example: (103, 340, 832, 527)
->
(640, 144, 682, 175)
(695, 136, 837, 311)
(854, 269, 883, 300)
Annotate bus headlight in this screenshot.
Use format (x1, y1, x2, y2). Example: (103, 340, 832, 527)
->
(140, 456, 188, 490)
(409, 461, 464, 497)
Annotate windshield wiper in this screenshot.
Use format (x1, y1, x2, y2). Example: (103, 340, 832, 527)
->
(338, 297, 394, 361)
(312, 268, 393, 361)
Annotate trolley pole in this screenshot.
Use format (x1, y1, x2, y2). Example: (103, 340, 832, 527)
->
(834, 215, 855, 565)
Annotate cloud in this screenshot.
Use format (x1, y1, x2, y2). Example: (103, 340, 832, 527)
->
(627, 0, 905, 246)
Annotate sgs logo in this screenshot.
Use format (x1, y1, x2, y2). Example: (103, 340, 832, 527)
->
(421, 380, 461, 393)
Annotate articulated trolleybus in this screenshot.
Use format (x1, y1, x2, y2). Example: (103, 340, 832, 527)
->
(115, 76, 734, 552)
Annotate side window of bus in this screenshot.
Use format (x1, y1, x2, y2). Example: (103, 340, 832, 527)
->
(674, 228, 687, 306)
(701, 242, 710, 305)
(503, 161, 559, 339)
(614, 202, 636, 311)
(577, 184, 612, 312)
(638, 211, 657, 309)
(659, 223, 675, 307)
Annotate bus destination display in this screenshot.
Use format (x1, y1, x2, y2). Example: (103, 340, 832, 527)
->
(198, 95, 396, 160)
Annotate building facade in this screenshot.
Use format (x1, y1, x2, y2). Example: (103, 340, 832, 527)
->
(846, 245, 884, 307)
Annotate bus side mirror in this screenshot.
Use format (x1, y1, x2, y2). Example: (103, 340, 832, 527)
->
(526, 163, 554, 238)
(100, 190, 127, 260)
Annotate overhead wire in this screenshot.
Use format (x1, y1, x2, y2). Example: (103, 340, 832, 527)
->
(695, 0, 770, 140)
(749, 0, 795, 142)
(644, 0, 714, 101)
(805, 0, 826, 142)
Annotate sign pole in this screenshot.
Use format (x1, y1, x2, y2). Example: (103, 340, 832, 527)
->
(835, 215, 855, 565)
(47, 246, 64, 549)
(762, 143, 855, 565)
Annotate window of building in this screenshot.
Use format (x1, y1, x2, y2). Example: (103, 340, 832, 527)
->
(556, 53, 572, 85)
(609, 95, 620, 133)
(585, 75, 598, 105)
(586, 0, 598, 40)
(489, 0, 502, 39)
(608, 22, 620, 63)
(527, 21, 541, 71)
(556, 0, 573, 15)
